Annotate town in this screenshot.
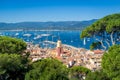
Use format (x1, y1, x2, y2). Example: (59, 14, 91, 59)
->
(25, 40, 104, 71)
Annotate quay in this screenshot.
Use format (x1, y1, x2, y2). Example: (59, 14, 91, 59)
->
(43, 40, 80, 51)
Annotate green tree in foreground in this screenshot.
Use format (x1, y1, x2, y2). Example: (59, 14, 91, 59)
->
(85, 70, 110, 80)
(0, 36, 26, 54)
(0, 54, 29, 80)
(102, 45, 120, 80)
(25, 58, 69, 80)
(81, 13, 120, 50)
(69, 66, 91, 80)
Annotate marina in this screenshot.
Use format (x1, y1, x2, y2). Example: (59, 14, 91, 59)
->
(0, 30, 94, 49)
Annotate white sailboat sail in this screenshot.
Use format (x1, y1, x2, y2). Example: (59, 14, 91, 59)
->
(83, 38, 86, 45)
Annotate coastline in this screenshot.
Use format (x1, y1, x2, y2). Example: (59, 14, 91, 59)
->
(0, 29, 82, 32)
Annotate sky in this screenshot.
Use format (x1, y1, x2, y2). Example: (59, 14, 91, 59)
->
(0, 0, 120, 23)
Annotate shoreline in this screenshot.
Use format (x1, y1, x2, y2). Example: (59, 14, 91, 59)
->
(0, 29, 82, 32)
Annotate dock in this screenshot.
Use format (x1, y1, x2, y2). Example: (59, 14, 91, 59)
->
(43, 41, 80, 51)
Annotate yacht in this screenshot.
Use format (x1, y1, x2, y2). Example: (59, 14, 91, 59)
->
(23, 33, 31, 37)
(15, 33, 19, 36)
(41, 34, 50, 37)
(34, 35, 42, 40)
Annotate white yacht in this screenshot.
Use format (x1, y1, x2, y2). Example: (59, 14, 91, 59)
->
(23, 34, 31, 37)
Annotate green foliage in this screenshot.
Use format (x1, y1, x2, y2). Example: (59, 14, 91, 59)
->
(80, 13, 120, 49)
(69, 66, 91, 80)
(25, 58, 69, 80)
(0, 53, 29, 80)
(81, 13, 120, 38)
(80, 27, 91, 38)
(0, 36, 26, 54)
(85, 70, 110, 80)
(102, 45, 120, 79)
(90, 42, 101, 50)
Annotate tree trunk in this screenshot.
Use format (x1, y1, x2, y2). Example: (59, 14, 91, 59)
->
(95, 38, 107, 50)
(110, 31, 115, 45)
(105, 40, 111, 48)
(100, 40, 107, 50)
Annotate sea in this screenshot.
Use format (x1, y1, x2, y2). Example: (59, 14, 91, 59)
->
(0, 30, 95, 49)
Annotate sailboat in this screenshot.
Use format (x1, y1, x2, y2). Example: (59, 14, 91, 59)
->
(23, 33, 31, 37)
(83, 38, 86, 45)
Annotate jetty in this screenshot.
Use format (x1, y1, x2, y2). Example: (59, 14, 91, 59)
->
(43, 41, 80, 51)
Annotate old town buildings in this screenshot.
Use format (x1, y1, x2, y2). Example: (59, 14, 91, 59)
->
(26, 40, 104, 71)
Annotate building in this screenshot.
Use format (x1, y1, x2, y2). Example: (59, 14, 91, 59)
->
(85, 50, 104, 71)
(56, 40, 63, 56)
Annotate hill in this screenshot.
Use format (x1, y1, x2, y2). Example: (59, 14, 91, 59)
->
(0, 19, 97, 30)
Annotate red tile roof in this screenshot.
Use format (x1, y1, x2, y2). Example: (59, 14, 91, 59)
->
(93, 50, 104, 54)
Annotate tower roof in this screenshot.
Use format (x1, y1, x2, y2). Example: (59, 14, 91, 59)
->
(57, 40, 62, 47)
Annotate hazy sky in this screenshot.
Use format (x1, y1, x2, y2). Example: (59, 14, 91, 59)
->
(0, 0, 120, 23)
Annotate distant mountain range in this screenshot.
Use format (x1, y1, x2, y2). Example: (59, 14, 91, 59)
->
(0, 19, 98, 30)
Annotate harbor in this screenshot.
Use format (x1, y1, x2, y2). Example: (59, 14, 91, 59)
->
(0, 30, 94, 49)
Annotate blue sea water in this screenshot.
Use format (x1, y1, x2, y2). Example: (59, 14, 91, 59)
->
(0, 30, 94, 49)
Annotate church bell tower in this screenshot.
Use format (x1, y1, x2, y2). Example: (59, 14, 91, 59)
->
(56, 40, 63, 56)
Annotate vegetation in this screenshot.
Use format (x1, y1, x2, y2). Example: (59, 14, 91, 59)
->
(81, 13, 120, 50)
(0, 54, 29, 80)
(0, 36, 92, 80)
(25, 59, 92, 80)
(90, 42, 101, 50)
(85, 45, 120, 80)
(69, 66, 91, 80)
(85, 70, 110, 80)
(25, 58, 69, 80)
(0, 36, 26, 54)
(0, 13, 119, 80)
(0, 36, 29, 80)
(102, 45, 120, 80)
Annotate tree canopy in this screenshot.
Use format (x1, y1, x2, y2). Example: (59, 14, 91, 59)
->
(25, 58, 69, 80)
(90, 42, 101, 50)
(81, 13, 120, 50)
(0, 53, 29, 80)
(85, 70, 110, 80)
(0, 36, 26, 54)
(102, 45, 120, 80)
(69, 66, 91, 80)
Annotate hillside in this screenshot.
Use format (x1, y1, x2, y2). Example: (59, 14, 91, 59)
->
(0, 19, 97, 30)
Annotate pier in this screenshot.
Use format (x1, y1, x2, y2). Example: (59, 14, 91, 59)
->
(43, 41, 80, 51)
